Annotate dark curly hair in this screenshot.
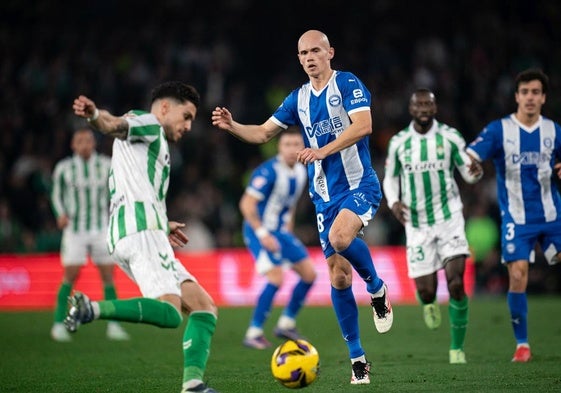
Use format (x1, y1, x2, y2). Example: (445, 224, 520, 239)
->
(150, 81, 201, 108)
(515, 68, 549, 94)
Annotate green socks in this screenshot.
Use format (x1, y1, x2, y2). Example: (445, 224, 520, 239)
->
(449, 296, 468, 350)
(54, 282, 72, 323)
(94, 298, 217, 384)
(103, 284, 118, 300)
(97, 298, 182, 328)
(183, 311, 217, 384)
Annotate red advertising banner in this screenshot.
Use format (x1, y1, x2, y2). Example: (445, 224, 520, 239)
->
(0, 247, 474, 310)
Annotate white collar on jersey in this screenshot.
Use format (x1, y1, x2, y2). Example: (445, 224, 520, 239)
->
(510, 113, 542, 133)
(410, 119, 438, 138)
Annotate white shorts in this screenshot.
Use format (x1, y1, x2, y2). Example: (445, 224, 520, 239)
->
(404, 213, 470, 279)
(112, 230, 196, 299)
(61, 230, 113, 266)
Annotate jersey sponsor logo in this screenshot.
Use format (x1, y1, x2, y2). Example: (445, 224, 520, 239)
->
(350, 89, 367, 105)
(511, 151, 550, 166)
(305, 116, 344, 138)
(316, 174, 327, 195)
(350, 97, 367, 105)
(328, 95, 341, 107)
(403, 160, 446, 173)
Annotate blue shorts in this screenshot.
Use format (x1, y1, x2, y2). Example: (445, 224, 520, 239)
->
(315, 187, 381, 258)
(243, 223, 309, 275)
(501, 218, 561, 264)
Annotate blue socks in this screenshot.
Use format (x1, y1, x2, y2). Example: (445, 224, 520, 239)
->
(250, 283, 278, 328)
(507, 292, 528, 344)
(283, 280, 313, 319)
(339, 237, 383, 294)
(331, 286, 364, 358)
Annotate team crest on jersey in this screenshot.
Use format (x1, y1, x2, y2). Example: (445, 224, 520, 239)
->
(251, 176, 267, 189)
(506, 243, 516, 254)
(404, 148, 412, 163)
(328, 95, 341, 107)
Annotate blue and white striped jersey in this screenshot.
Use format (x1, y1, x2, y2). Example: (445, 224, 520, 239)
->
(270, 70, 378, 205)
(467, 114, 561, 224)
(245, 156, 307, 232)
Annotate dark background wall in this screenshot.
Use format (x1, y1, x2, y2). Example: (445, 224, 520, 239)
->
(1, 0, 560, 292)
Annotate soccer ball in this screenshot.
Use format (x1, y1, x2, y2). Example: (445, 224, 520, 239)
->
(270, 339, 319, 389)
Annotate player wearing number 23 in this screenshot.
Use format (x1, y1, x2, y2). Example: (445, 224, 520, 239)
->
(383, 88, 483, 364)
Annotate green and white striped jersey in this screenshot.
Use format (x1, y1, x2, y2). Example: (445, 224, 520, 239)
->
(51, 152, 111, 233)
(107, 110, 170, 253)
(383, 120, 479, 228)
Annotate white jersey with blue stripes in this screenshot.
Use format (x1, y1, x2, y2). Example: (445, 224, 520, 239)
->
(270, 70, 378, 205)
(467, 114, 561, 224)
(245, 155, 307, 232)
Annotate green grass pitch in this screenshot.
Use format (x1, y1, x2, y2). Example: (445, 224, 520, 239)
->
(1, 296, 560, 392)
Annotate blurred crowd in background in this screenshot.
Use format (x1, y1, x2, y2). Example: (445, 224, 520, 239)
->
(1, 0, 560, 293)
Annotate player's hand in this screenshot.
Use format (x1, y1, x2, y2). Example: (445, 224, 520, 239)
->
(465, 151, 483, 178)
(260, 233, 280, 253)
(468, 159, 483, 179)
(73, 95, 97, 119)
(56, 215, 69, 230)
(211, 107, 233, 131)
(391, 201, 408, 225)
(297, 148, 325, 165)
(555, 162, 561, 179)
(168, 221, 189, 248)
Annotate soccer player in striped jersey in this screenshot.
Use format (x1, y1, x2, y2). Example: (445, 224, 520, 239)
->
(467, 69, 561, 363)
(383, 89, 483, 364)
(68, 82, 219, 393)
(50, 128, 129, 342)
(241, 128, 316, 349)
(212, 29, 392, 384)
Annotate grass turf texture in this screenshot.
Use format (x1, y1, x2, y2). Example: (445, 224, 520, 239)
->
(1, 296, 560, 392)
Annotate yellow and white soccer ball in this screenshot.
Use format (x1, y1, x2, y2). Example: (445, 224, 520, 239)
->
(270, 339, 320, 389)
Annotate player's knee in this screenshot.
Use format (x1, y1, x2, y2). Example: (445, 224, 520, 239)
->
(417, 289, 436, 304)
(447, 278, 465, 300)
(328, 232, 351, 252)
(266, 267, 284, 287)
(304, 270, 317, 283)
(330, 270, 351, 288)
(508, 269, 527, 285)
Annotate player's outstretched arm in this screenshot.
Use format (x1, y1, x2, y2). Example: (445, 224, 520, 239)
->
(211, 106, 282, 144)
(73, 95, 128, 139)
